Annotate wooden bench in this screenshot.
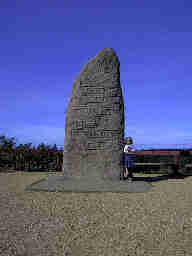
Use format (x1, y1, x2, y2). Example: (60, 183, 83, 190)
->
(184, 164, 192, 168)
(135, 162, 172, 166)
(134, 162, 175, 175)
(178, 163, 192, 175)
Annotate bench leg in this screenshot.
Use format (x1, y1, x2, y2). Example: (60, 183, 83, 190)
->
(127, 167, 134, 178)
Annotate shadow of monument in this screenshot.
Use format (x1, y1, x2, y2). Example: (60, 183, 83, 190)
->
(133, 174, 187, 183)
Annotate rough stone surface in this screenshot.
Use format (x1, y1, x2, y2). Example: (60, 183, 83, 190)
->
(62, 48, 124, 181)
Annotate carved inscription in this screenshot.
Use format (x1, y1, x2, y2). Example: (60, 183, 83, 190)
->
(87, 137, 122, 150)
(87, 142, 97, 150)
(71, 79, 123, 150)
(108, 88, 121, 97)
(71, 129, 88, 136)
(96, 56, 118, 73)
(80, 71, 119, 87)
(113, 103, 120, 112)
(71, 115, 122, 150)
(79, 95, 105, 104)
(87, 129, 120, 138)
(80, 86, 104, 96)
(72, 104, 120, 115)
(71, 120, 97, 130)
(79, 85, 121, 105)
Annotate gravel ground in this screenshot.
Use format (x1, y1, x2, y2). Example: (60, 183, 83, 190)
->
(0, 171, 192, 256)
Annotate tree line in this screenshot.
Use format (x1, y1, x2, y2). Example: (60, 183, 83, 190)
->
(0, 135, 63, 172)
(1, 134, 191, 174)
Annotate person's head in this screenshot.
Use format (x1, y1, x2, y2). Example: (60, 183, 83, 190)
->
(126, 137, 133, 145)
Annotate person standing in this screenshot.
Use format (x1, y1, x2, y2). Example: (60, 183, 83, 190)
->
(124, 137, 136, 182)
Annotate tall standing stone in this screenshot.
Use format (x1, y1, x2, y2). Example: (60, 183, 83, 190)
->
(63, 48, 124, 181)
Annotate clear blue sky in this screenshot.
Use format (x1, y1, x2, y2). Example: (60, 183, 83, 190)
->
(1, 0, 192, 150)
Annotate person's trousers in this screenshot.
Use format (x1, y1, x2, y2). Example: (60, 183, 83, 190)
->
(124, 155, 135, 178)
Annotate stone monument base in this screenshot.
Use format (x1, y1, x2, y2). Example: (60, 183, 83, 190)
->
(25, 175, 152, 193)
(62, 151, 124, 181)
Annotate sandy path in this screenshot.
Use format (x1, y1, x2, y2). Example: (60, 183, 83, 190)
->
(0, 171, 192, 256)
